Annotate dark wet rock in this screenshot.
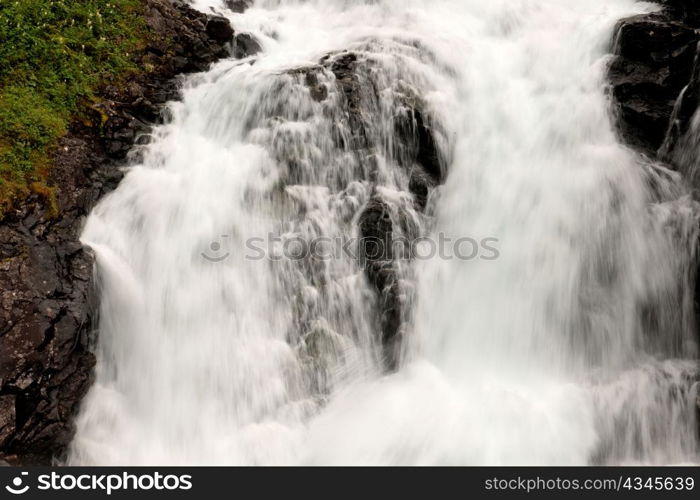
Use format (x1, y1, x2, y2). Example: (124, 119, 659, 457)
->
(609, 10, 699, 155)
(393, 93, 443, 183)
(327, 52, 366, 148)
(661, 0, 700, 27)
(358, 199, 405, 369)
(408, 167, 437, 211)
(304, 71, 329, 102)
(614, 15, 696, 68)
(0, 397, 15, 449)
(206, 16, 234, 44)
(224, 0, 252, 13)
(414, 110, 443, 182)
(661, 59, 700, 170)
(393, 92, 443, 209)
(234, 33, 262, 59)
(0, 0, 232, 465)
(359, 199, 395, 267)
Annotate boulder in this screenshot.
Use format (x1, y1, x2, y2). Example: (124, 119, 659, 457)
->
(234, 33, 262, 59)
(206, 16, 234, 44)
(224, 0, 252, 13)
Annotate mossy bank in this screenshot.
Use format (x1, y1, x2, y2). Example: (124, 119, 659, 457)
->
(0, 0, 151, 214)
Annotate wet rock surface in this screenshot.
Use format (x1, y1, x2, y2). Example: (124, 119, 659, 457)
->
(609, 9, 699, 155)
(223, 0, 252, 14)
(0, 0, 239, 465)
(234, 33, 263, 59)
(206, 16, 235, 43)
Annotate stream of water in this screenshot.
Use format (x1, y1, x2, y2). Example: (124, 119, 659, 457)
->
(69, 0, 700, 465)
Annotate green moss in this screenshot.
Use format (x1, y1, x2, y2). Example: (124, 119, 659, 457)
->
(0, 0, 148, 213)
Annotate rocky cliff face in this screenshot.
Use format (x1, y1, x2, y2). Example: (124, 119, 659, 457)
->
(0, 0, 246, 465)
(608, 0, 700, 435)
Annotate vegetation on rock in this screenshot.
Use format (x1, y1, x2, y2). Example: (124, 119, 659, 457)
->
(0, 0, 147, 213)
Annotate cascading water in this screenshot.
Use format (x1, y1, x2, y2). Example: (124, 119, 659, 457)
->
(69, 0, 700, 465)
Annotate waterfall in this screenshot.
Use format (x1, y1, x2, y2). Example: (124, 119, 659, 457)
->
(69, 0, 700, 465)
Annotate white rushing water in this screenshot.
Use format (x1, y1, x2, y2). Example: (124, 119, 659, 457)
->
(69, 0, 700, 465)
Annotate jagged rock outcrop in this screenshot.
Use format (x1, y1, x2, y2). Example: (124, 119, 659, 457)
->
(609, 9, 699, 154)
(0, 0, 248, 465)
